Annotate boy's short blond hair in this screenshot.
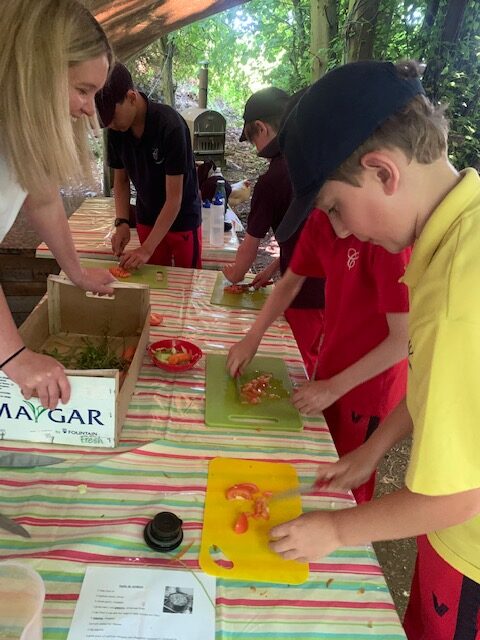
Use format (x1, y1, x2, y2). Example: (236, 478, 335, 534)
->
(330, 61, 449, 186)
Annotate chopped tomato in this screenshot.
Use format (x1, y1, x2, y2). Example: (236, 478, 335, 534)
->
(109, 265, 131, 279)
(233, 512, 249, 534)
(149, 313, 164, 326)
(240, 373, 279, 405)
(224, 284, 250, 294)
(251, 495, 270, 520)
(225, 482, 259, 501)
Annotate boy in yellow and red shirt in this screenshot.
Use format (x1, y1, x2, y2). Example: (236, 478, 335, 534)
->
(269, 60, 480, 638)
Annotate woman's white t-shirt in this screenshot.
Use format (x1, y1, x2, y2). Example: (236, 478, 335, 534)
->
(0, 154, 27, 242)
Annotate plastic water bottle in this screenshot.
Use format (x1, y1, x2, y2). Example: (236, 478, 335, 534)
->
(214, 179, 227, 213)
(210, 194, 224, 247)
(201, 199, 211, 239)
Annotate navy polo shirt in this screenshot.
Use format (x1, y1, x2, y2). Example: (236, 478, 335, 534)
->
(247, 150, 325, 310)
(107, 94, 201, 231)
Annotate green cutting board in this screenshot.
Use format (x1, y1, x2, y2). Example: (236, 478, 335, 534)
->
(80, 258, 168, 289)
(205, 353, 302, 431)
(210, 272, 272, 310)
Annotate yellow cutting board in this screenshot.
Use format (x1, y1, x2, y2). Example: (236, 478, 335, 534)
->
(199, 457, 309, 584)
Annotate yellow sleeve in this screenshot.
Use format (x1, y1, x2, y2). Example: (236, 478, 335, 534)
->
(406, 318, 480, 496)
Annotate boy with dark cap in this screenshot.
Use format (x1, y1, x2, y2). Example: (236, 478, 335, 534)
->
(268, 60, 480, 639)
(95, 62, 202, 269)
(224, 87, 325, 376)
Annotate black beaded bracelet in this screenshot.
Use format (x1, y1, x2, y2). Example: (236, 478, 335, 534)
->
(0, 346, 26, 370)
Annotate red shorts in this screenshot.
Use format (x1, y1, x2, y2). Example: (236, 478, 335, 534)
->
(404, 535, 480, 640)
(284, 307, 325, 378)
(322, 402, 381, 503)
(136, 223, 202, 268)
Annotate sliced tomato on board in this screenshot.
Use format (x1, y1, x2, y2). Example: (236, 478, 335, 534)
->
(225, 483, 260, 501)
(233, 512, 249, 534)
(252, 495, 270, 520)
(224, 284, 250, 294)
(109, 265, 131, 279)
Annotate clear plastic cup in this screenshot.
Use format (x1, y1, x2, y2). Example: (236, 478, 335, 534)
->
(0, 562, 45, 639)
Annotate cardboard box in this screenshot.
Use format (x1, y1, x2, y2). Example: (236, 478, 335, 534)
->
(0, 275, 150, 447)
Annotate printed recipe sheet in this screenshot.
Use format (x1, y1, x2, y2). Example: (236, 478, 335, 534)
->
(67, 566, 216, 640)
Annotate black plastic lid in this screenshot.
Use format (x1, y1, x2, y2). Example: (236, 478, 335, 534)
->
(144, 512, 184, 552)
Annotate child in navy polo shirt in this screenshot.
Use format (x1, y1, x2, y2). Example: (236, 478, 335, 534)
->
(223, 88, 325, 376)
(95, 63, 202, 269)
(227, 206, 410, 503)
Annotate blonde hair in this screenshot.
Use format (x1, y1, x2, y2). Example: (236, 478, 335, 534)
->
(0, 0, 113, 196)
(330, 61, 450, 186)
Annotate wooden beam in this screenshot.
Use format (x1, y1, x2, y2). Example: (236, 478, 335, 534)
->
(91, 0, 251, 61)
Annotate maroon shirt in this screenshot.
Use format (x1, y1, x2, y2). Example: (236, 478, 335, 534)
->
(246, 147, 325, 309)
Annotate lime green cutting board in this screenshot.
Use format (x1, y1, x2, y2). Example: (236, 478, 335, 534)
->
(210, 272, 272, 310)
(80, 258, 168, 289)
(199, 457, 308, 584)
(205, 354, 302, 431)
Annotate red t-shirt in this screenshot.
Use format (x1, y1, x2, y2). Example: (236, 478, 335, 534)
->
(290, 209, 410, 417)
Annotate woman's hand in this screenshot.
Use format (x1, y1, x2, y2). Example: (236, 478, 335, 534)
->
(291, 379, 342, 415)
(226, 333, 261, 377)
(71, 268, 115, 295)
(3, 349, 70, 409)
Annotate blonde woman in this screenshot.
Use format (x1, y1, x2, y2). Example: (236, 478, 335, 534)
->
(0, 0, 115, 409)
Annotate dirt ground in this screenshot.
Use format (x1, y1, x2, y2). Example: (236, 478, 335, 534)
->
(223, 130, 416, 621)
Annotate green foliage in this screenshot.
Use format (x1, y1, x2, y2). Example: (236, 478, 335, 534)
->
(130, 0, 479, 169)
(420, 1, 480, 169)
(373, 0, 428, 60)
(44, 337, 127, 371)
(432, 39, 480, 170)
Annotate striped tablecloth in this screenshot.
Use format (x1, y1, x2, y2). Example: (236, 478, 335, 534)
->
(35, 197, 239, 269)
(0, 268, 406, 639)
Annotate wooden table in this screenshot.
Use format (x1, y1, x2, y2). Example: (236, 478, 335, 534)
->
(35, 197, 240, 269)
(0, 268, 406, 639)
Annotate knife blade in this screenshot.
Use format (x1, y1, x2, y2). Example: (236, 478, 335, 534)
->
(0, 452, 65, 468)
(237, 280, 274, 290)
(0, 514, 31, 538)
(234, 373, 242, 402)
(269, 485, 312, 502)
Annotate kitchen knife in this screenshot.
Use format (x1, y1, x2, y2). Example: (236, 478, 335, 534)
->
(236, 280, 274, 290)
(0, 514, 31, 538)
(269, 485, 313, 502)
(234, 373, 242, 402)
(0, 452, 65, 468)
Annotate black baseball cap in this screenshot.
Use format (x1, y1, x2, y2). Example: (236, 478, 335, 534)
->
(95, 62, 134, 127)
(276, 60, 425, 242)
(239, 87, 290, 142)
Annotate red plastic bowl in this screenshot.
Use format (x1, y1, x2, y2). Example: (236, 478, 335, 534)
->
(148, 339, 203, 372)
